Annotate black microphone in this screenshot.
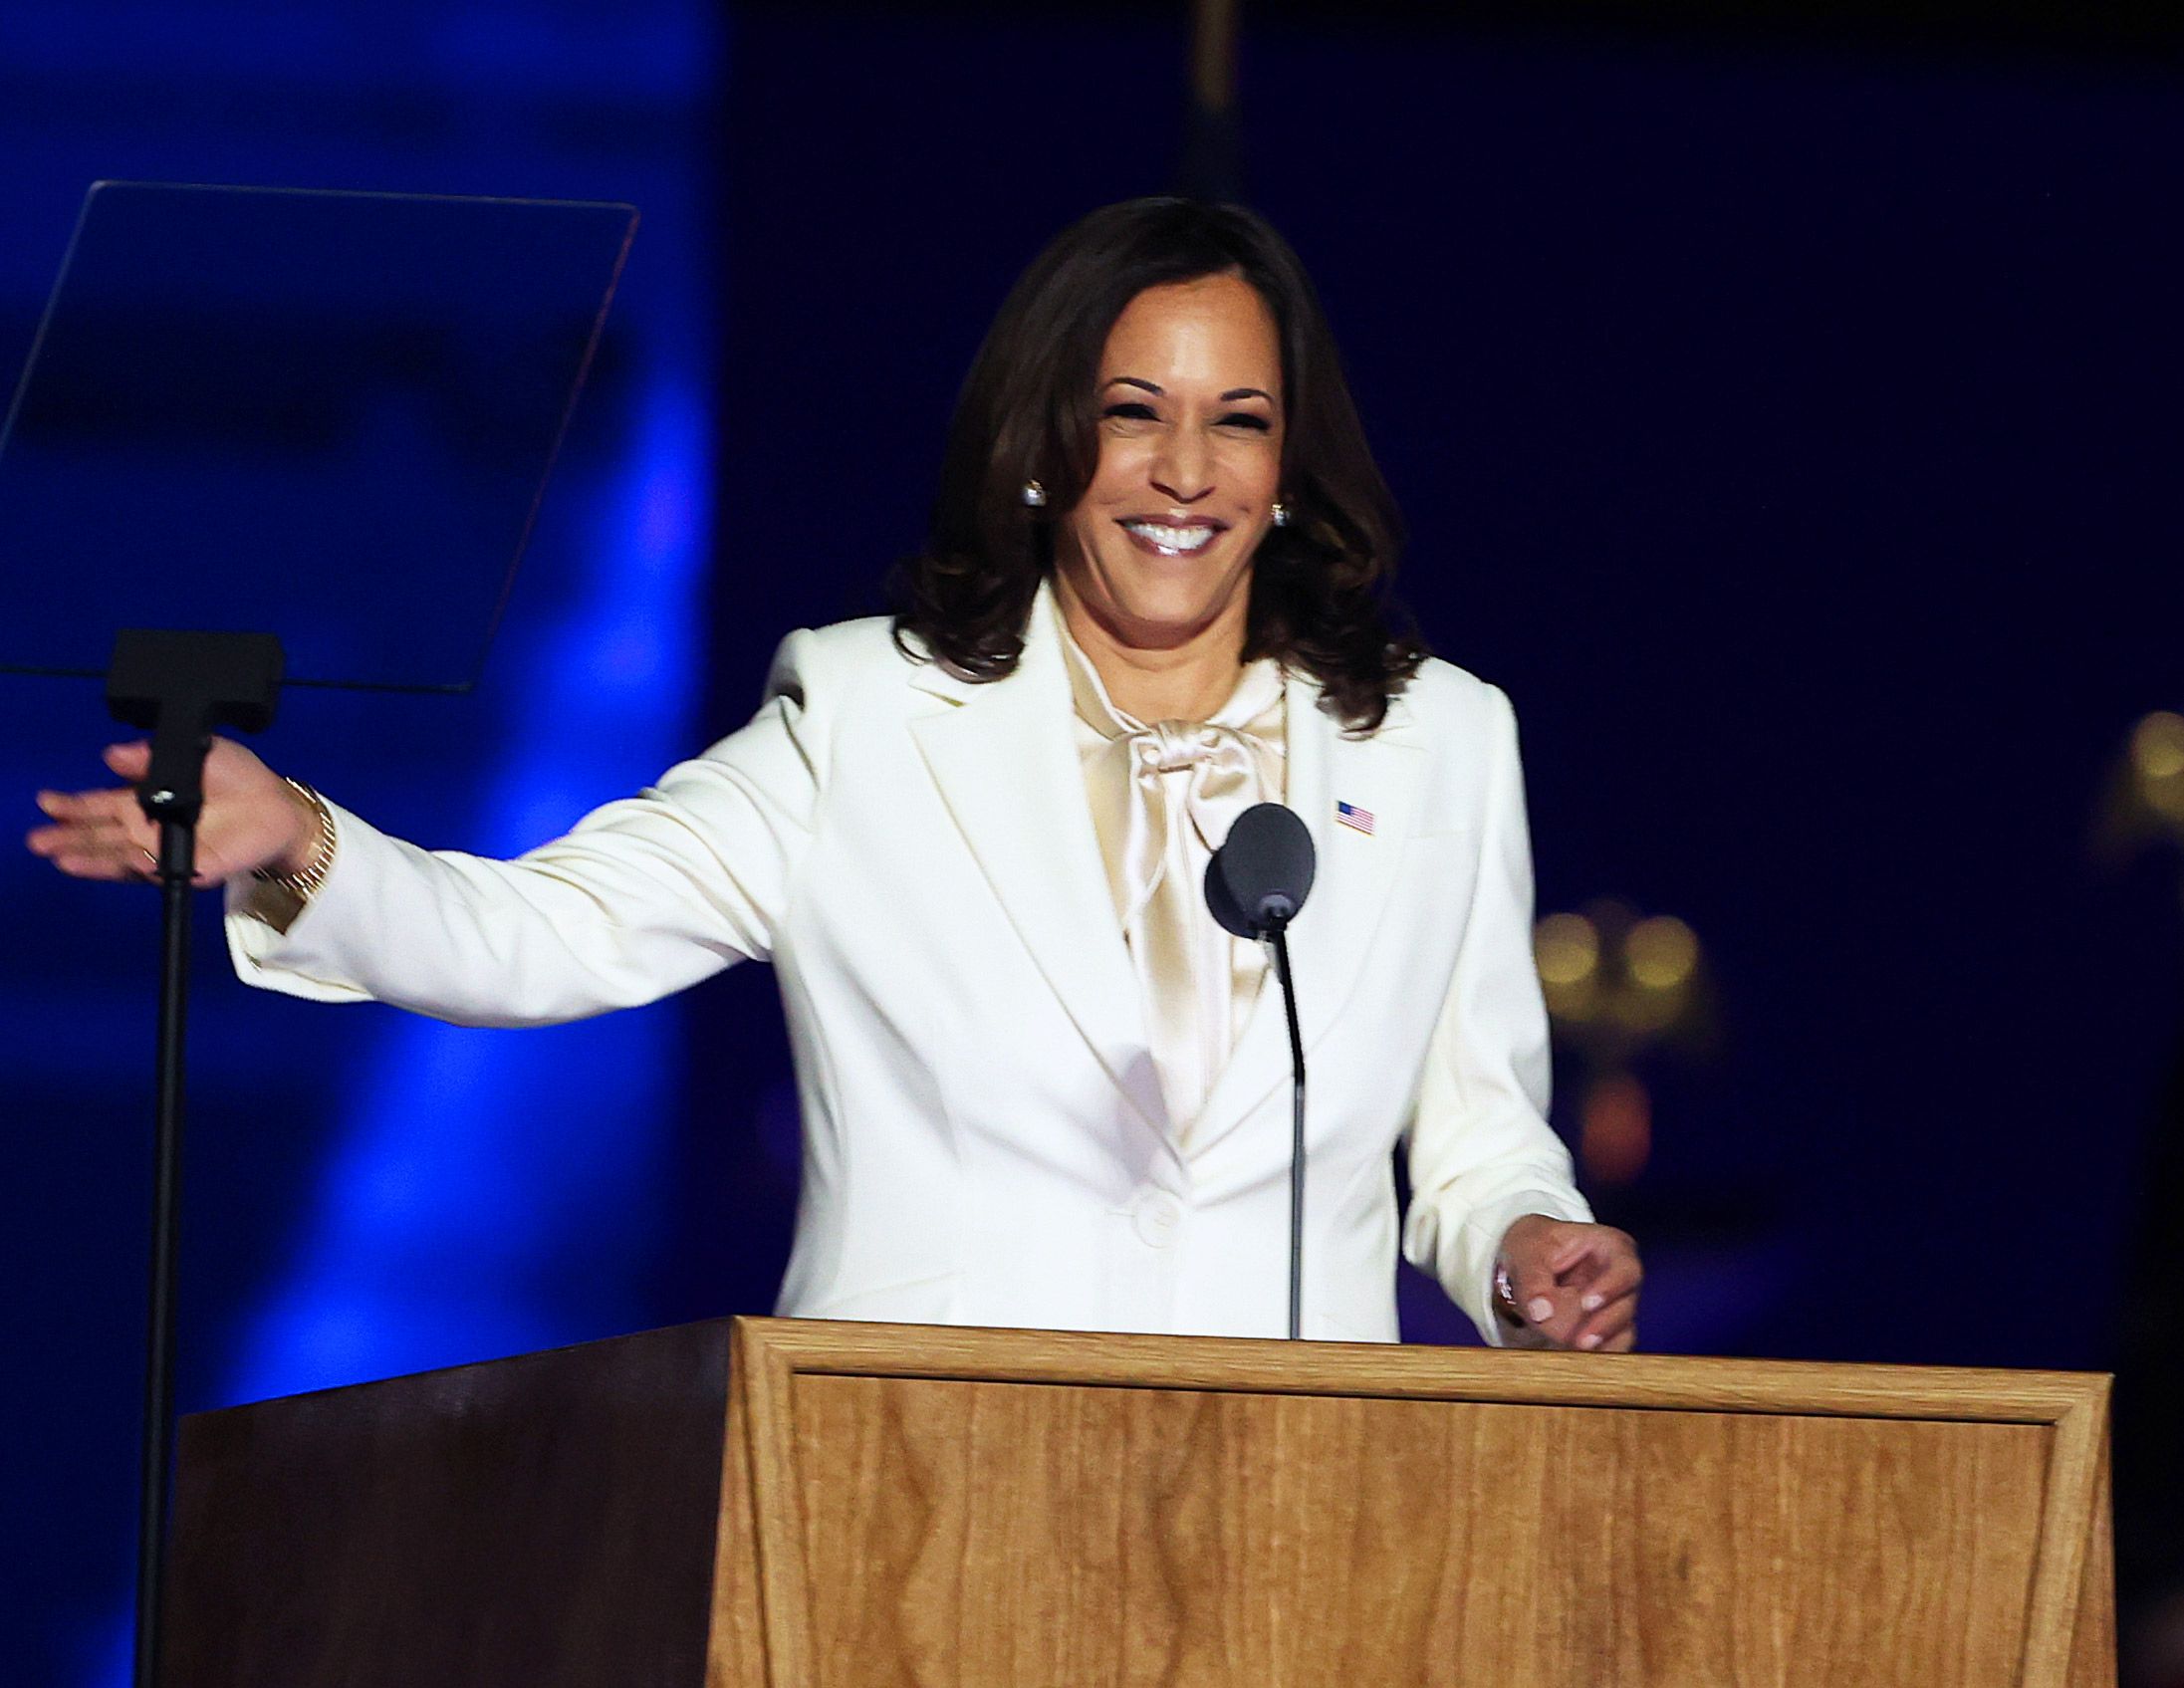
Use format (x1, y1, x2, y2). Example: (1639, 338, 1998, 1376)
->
(1205, 802, 1317, 1339)
(1205, 801, 1316, 938)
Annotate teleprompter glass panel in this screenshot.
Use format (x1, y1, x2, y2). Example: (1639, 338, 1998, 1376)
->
(0, 181, 636, 690)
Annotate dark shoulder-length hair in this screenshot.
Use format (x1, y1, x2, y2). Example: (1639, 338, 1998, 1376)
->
(891, 196, 1427, 731)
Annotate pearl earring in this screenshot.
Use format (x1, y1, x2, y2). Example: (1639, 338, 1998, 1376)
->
(1021, 479, 1047, 509)
(1270, 500, 1291, 528)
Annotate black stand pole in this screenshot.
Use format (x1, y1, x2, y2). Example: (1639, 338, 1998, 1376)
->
(105, 628, 283, 1688)
(1269, 921, 1306, 1341)
(134, 819, 195, 1688)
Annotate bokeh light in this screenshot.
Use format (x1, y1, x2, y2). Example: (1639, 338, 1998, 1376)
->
(1580, 1072, 1654, 1186)
(2132, 711, 2184, 824)
(1535, 910, 1600, 985)
(2132, 711, 2184, 781)
(1628, 914, 1699, 990)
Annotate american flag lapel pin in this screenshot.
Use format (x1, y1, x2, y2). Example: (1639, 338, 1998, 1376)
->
(1335, 800, 1376, 837)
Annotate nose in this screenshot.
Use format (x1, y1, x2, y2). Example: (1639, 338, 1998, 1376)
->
(1149, 429, 1213, 505)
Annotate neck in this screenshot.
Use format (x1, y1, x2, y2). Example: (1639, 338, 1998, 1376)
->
(1053, 575, 1252, 723)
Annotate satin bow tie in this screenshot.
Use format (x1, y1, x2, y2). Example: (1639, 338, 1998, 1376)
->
(1118, 720, 1269, 927)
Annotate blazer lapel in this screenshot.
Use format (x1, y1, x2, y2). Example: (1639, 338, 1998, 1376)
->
(1187, 670, 1422, 1161)
(906, 598, 1171, 1140)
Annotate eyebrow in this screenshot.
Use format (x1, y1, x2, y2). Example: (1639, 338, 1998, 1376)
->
(1102, 377, 1277, 403)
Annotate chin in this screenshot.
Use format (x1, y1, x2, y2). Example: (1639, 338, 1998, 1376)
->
(1103, 583, 1241, 645)
(1080, 556, 1253, 646)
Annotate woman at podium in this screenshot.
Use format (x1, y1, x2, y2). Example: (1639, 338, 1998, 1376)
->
(30, 197, 1640, 1353)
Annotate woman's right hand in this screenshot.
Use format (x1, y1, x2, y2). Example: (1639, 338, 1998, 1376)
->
(27, 738, 319, 889)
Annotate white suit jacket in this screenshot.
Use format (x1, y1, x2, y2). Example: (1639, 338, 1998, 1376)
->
(228, 595, 1589, 1343)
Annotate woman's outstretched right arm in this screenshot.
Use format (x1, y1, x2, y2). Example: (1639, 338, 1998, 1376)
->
(25, 629, 828, 1029)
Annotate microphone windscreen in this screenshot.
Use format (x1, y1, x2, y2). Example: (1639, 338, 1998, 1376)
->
(1211, 802, 1317, 934)
(1204, 850, 1256, 938)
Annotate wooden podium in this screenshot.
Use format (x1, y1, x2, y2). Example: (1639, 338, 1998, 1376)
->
(161, 1317, 2113, 1687)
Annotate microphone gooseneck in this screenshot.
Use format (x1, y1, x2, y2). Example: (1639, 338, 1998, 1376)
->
(1204, 802, 1317, 1339)
(1268, 922, 1307, 1341)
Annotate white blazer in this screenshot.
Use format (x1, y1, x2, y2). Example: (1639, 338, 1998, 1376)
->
(228, 593, 1589, 1343)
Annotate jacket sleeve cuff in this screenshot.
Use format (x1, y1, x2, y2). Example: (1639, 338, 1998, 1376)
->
(223, 799, 377, 1003)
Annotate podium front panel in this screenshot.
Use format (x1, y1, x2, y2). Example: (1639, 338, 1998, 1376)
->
(721, 1320, 2112, 1688)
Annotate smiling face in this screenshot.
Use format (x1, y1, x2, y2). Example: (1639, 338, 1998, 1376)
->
(1052, 272, 1285, 658)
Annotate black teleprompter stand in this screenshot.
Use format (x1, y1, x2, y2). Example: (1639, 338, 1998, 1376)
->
(104, 627, 283, 1688)
(0, 181, 638, 1687)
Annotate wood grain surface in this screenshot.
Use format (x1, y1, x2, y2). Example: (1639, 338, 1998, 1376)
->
(719, 1319, 2114, 1688)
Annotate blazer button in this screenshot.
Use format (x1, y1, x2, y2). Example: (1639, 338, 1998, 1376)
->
(1132, 1190, 1183, 1249)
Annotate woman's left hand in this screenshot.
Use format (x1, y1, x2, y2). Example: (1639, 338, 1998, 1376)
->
(1496, 1214, 1642, 1351)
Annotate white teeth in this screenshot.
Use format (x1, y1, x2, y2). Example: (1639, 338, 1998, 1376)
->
(1121, 521, 1217, 554)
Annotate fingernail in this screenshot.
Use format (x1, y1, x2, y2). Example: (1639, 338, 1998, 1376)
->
(1580, 1333, 1603, 1350)
(1581, 1293, 1602, 1312)
(1526, 1297, 1554, 1323)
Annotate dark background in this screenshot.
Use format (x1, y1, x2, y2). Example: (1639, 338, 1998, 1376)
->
(2, 3, 2179, 1684)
